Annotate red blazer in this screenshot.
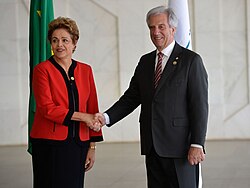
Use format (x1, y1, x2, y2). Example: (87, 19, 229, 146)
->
(30, 57, 103, 142)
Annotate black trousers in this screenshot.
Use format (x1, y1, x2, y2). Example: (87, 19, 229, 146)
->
(32, 140, 89, 188)
(146, 148, 199, 188)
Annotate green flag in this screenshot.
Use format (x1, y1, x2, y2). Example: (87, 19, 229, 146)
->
(28, 0, 54, 154)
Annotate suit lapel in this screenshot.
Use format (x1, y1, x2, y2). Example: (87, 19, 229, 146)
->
(155, 43, 183, 94)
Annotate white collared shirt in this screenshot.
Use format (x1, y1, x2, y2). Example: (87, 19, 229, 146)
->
(155, 40, 175, 71)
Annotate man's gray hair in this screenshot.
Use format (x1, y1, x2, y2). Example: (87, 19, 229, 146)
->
(146, 6, 178, 28)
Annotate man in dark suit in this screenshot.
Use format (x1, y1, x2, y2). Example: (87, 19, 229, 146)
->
(94, 5, 208, 188)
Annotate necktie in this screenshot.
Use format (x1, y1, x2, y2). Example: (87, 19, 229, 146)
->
(154, 52, 163, 88)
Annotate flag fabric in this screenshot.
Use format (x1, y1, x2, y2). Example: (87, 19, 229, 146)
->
(28, 0, 54, 154)
(168, 0, 192, 50)
(168, 1, 202, 187)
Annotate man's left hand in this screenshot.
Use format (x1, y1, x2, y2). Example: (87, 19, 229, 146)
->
(188, 147, 205, 165)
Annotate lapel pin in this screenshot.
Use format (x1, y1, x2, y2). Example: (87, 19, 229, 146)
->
(173, 57, 179, 65)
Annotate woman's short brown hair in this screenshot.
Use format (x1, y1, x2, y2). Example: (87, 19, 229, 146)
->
(48, 17, 79, 45)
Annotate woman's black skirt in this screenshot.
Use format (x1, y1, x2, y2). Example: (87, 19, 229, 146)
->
(32, 140, 89, 188)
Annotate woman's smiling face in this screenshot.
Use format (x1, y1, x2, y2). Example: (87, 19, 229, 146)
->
(51, 28, 76, 60)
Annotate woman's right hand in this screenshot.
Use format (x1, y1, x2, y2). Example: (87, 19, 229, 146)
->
(83, 113, 101, 131)
(71, 112, 101, 131)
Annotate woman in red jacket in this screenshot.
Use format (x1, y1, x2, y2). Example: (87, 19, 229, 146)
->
(30, 17, 103, 188)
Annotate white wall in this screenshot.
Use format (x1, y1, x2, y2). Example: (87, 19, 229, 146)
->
(0, 0, 249, 145)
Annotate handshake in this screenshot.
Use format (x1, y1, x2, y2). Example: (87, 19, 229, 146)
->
(85, 113, 106, 132)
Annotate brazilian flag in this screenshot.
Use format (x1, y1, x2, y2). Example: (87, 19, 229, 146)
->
(28, 0, 54, 154)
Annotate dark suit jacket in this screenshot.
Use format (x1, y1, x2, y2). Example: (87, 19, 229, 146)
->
(106, 43, 208, 158)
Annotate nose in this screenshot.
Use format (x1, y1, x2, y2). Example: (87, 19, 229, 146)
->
(57, 39, 63, 47)
(152, 28, 160, 35)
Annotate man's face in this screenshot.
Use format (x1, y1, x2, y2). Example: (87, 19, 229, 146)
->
(148, 13, 176, 51)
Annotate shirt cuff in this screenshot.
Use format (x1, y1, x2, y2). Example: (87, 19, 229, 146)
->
(103, 113, 110, 125)
(191, 144, 203, 149)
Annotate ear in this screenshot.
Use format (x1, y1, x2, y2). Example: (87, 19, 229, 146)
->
(171, 27, 176, 35)
(73, 45, 77, 53)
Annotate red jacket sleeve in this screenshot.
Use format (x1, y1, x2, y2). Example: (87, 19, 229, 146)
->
(86, 67, 103, 138)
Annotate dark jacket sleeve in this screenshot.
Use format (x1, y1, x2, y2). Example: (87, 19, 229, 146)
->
(105, 64, 142, 126)
(187, 53, 208, 146)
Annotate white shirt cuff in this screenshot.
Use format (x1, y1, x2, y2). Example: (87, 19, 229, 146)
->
(191, 144, 203, 149)
(103, 113, 110, 125)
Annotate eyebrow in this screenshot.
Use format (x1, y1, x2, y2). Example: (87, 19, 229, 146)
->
(51, 36, 70, 40)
